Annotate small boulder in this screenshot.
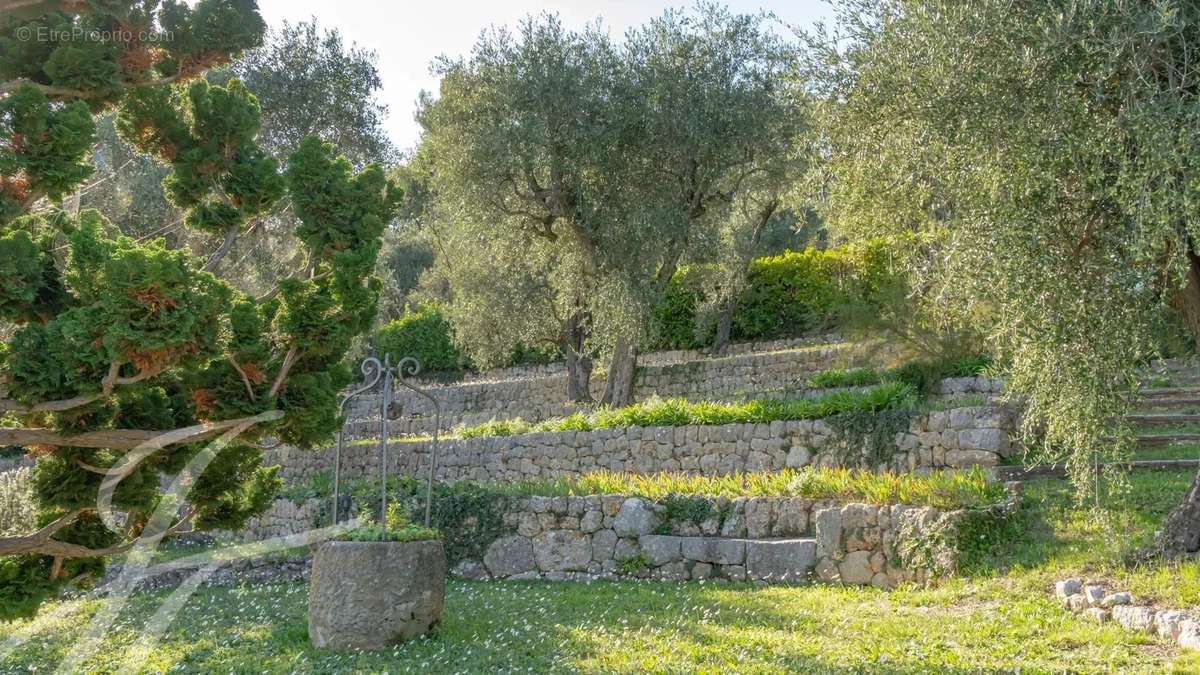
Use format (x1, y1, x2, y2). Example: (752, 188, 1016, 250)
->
(1082, 585, 1105, 606)
(1100, 592, 1132, 608)
(1054, 579, 1082, 599)
(613, 498, 661, 538)
(1083, 607, 1110, 623)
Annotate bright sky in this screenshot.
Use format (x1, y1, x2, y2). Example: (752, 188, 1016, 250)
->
(254, 1, 835, 154)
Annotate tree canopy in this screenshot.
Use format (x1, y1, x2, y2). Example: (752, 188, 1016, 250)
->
(417, 4, 803, 403)
(807, 0, 1200, 551)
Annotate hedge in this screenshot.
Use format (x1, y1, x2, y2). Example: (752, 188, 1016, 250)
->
(652, 242, 892, 350)
(375, 302, 466, 372)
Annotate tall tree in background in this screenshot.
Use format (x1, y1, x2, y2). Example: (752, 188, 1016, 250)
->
(0, 0, 398, 615)
(809, 0, 1200, 555)
(76, 18, 397, 296)
(419, 5, 800, 405)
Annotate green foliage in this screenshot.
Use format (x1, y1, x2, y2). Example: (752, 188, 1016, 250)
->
(808, 367, 882, 389)
(810, 0, 1200, 500)
(658, 494, 714, 531)
(616, 552, 651, 574)
(0, 85, 94, 210)
(375, 302, 465, 372)
(824, 407, 919, 468)
(456, 384, 916, 439)
(0, 1, 397, 615)
(652, 244, 893, 349)
(339, 503, 441, 543)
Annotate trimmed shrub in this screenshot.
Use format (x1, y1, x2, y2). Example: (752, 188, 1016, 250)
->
(375, 302, 466, 372)
(651, 242, 894, 350)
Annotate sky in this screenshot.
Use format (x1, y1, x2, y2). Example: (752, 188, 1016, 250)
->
(254, 0, 836, 154)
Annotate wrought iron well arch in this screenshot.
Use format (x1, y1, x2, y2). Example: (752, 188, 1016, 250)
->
(330, 354, 442, 532)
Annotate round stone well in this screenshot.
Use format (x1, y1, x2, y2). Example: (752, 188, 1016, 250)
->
(308, 539, 446, 650)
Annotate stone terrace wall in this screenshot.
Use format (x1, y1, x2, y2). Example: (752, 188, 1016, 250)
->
(267, 403, 1018, 489)
(233, 494, 965, 588)
(342, 339, 855, 437)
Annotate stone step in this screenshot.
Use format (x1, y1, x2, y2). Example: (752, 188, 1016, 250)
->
(1135, 433, 1200, 448)
(997, 459, 1200, 481)
(1137, 387, 1200, 398)
(1133, 399, 1200, 411)
(1126, 414, 1200, 427)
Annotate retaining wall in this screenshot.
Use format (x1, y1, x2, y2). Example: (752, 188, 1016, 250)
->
(266, 401, 1017, 489)
(343, 338, 856, 437)
(233, 494, 990, 588)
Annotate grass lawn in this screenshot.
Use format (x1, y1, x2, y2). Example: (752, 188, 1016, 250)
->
(2, 470, 1200, 673)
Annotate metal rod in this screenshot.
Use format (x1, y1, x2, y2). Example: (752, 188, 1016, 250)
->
(380, 354, 392, 535)
(331, 357, 381, 527)
(393, 357, 442, 529)
(332, 428, 343, 526)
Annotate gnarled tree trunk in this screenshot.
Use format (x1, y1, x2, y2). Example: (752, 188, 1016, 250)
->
(600, 335, 637, 408)
(561, 311, 593, 403)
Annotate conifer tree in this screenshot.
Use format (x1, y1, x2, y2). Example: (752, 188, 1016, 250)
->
(0, 0, 399, 613)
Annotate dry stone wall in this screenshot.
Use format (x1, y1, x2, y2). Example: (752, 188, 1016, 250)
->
(266, 402, 1018, 489)
(343, 339, 853, 437)
(233, 493, 976, 588)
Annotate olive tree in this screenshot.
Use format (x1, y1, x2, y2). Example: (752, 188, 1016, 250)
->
(419, 5, 801, 405)
(809, 0, 1200, 554)
(0, 0, 398, 613)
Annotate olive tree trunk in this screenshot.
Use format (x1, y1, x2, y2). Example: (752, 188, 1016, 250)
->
(1159, 241, 1200, 557)
(600, 336, 638, 408)
(561, 311, 594, 404)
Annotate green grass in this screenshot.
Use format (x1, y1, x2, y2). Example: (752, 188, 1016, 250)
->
(312, 466, 1007, 512)
(2, 469, 1199, 672)
(456, 384, 915, 439)
(540, 467, 1006, 511)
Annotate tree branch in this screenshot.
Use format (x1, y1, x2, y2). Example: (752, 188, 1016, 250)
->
(227, 356, 257, 401)
(201, 226, 238, 272)
(0, 414, 272, 451)
(268, 348, 298, 398)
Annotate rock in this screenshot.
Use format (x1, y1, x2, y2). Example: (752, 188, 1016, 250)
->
(483, 535, 536, 577)
(654, 561, 690, 581)
(944, 449, 999, 468)
(1155, 610, 1189, 640)
(1083, 608, 1110, 623)
(580, 510, 604, 533)
(722, 564, 747, 582)
(744, 498, 772, 538)
(308, 540, 445, 650)
(814, 508, 842, 558)
(591, 529, 617, 561)
(957, 428, 1008, 453)
(837, 551, 874, 585)
(745, 539, 816, 583)
(786, 446, 811, 468)
(1180, 620, 1200, 651)
(613, 498, 661, 538)
(691, 561, 714, 579)
(1082, 585, 1105, 606)
(451, 559, 489, 581)
(534, 530, 592, 572)
(1100, 592, 1132, 608)
(614, 537, 640, 561)
(814, 557, 839, 583)
(1054, 578, 1082, 599)
(1065, 594, 1090, 612)
(1111, 605, 1155, 632)
(681, 537, 746, 565)
(639, 535, 683, 566)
